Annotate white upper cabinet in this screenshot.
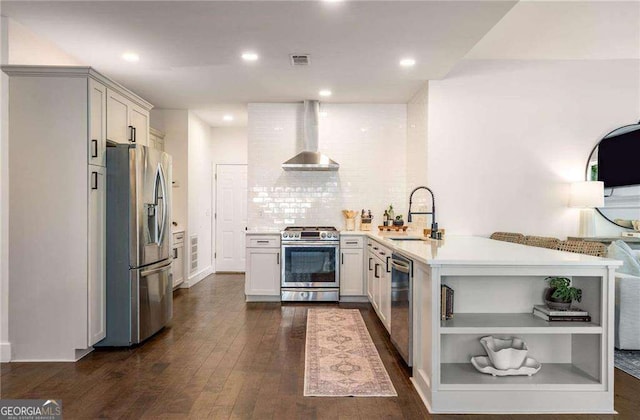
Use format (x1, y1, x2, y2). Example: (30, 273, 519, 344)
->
(106, 88, 149, 146)
(129, 104, 149, 146)
(149, 127, 166, 151)
(88, 79, 106, 166)
(106, 88, 130, 144)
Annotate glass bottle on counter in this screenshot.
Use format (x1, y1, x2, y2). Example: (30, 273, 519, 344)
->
(383, 210, 389, 226)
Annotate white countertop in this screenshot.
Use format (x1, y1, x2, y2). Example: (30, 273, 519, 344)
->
(342, 231, 622, 267)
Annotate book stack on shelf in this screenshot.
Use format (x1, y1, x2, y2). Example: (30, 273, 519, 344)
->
(441, 285, 454, 321)
(532, 305, 591, 322)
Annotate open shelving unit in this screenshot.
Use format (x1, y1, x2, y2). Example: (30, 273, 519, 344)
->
(411, 263, 617, 414)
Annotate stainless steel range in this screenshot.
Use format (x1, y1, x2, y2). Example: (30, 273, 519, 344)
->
(281, 226, 340, 302)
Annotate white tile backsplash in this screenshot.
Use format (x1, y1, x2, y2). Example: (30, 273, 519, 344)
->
(248, 103, 407, 230)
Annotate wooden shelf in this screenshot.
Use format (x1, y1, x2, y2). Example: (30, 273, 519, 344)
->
(440, 313, 602, 334)
(440, 363, 602, 391)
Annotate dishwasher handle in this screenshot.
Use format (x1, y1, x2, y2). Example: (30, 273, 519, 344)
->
(391, 259, 410, 274)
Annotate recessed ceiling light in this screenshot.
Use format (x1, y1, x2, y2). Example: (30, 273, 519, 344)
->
(122, 52, 139, 62)
(223, 115, 234, 121)
(360, 127, 368, 132)
(242, 52, 259, 61)
(319, 89, 332, 97)
(400, 58, 416, 67)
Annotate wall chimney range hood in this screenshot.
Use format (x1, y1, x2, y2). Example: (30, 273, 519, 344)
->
(282, 100, 339, 171)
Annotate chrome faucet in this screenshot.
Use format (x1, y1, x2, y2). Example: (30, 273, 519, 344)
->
(407, 186, 438, 239)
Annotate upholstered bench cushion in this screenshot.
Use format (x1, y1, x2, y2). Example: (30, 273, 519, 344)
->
(608, 240, 640, 276)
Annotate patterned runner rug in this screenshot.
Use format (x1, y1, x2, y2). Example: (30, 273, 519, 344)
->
(615, 349, 640, 380)
(304, 308, 397, 397)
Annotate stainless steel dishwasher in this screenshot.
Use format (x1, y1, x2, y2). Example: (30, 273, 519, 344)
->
(390, 252, 413, 367)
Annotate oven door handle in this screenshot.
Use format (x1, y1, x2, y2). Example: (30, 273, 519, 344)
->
(281, 243, 339, 248)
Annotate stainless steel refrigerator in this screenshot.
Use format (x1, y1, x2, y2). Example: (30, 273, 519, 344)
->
(96, 143, 173, 347)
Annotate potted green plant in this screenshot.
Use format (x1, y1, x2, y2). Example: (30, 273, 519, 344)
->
(544, 277, 582, 310)
(393, 215, 404, 227)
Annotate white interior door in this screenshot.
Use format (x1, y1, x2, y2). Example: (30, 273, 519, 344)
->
(215, 164, 248, 272)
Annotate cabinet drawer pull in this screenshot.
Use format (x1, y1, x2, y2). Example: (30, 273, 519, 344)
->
(91, 171, 98, 190)
(173, 248, 178, 259)
(367, 243, 372, 247)
(368, 257, 373, 271)
(386, 256, 390, 273)
(91, 139, 98, 158)
(379, 251, 385, 256)
(175, 234, 184, 240)
(257, 240, 269, 244)
(345, 241, 358, 245)
(133, 126, 137, 143)
(277, 252, 280, 265)
(373, 246, 379, 250)
(129, 125, 135, 143)
(374, 264, 380, 278)
(341, 252, 344, 264)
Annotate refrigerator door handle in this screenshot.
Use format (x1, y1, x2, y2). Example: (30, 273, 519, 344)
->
(141, 261, 173, 277)
(154, 164, 169, 246)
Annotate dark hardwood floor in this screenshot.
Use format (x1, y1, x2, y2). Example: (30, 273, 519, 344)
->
(2, 274, 640, 419)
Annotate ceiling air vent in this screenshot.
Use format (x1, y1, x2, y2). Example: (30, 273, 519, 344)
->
(290, 54, 311, 66)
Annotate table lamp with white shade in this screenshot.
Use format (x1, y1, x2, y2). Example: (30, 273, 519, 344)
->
(569, 181, 604, 237)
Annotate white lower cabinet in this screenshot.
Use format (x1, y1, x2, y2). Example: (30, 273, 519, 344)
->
(245, 235, 281, 300)
(172, 231, 185, 289)
(340, 237, 365, 298)
(367, 238, 392, 332)
(88, 165, 106, 346)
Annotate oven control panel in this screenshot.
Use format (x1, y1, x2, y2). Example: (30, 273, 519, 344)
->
(281, 230, 339, 241)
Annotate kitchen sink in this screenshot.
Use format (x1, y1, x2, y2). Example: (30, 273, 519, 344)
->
(388, 237, 427, 241)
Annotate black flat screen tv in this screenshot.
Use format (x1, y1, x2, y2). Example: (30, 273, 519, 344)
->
(598, 128, 640, 188)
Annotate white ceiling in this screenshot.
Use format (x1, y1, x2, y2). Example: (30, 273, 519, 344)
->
(191, 104, 248, 128)
(1, 0, 517, 126)
(4, 1, 637, 128)
(466, 1, 640, 60)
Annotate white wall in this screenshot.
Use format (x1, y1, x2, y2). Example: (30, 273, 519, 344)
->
(427, 59, 640, 238)
(248, 103, 407, 230)
(187, 112, 214, 283)
(0, 16, 85, 361)
(150, 109, 188, 231)
(211, 127, 248, 165)
(151, 110, 216, 286)
(406, 83, 432, 230)
(7, 18, 82, 65)
(0, 14, 11, 362)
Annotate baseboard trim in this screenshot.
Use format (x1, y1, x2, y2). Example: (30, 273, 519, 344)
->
(245, 295, 281, 302)
(339, 295, 369, 303)
(0, 342, 11, 362)
(184, 266, 213, 288)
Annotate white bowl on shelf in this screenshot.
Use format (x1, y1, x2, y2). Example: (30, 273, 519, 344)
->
(480, 336, 528, 370)
(471, 355, 541, 377)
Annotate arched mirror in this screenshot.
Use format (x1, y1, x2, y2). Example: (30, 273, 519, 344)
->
(586, 122, 640, 229)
